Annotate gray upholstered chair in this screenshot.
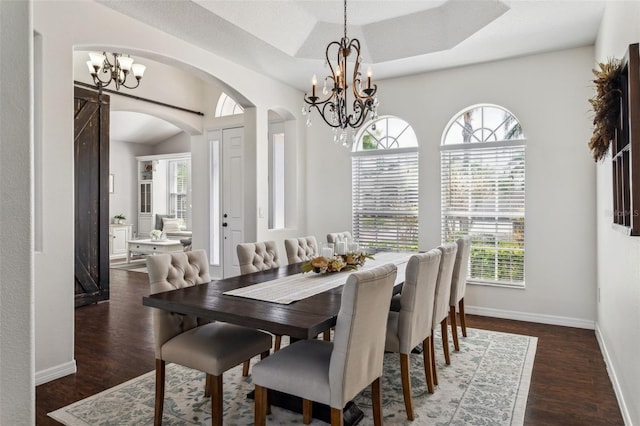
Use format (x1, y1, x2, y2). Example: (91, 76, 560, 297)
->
(284, 236, 318, 264)
(252, 264, 398, 426)
(236, 241, 280, 274)
(326, 231, 353, 244)
(147, 250, 272, 426)
(430, 242, 458, 386)
(385, 250, 441, 419)
(449, 236, 472, 351)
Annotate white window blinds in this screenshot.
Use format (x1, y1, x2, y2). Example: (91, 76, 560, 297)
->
(441, 140, 525, 286)
(168, 158, 190, 227)
(352, 148, 419, 251)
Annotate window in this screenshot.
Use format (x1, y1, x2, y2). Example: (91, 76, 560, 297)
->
(168, 158, 190, 227)
(441, 105, 526, 287)
(269, 120, 285, 229)
(215, 92, 244, 118)
(352, 116, 419, 251)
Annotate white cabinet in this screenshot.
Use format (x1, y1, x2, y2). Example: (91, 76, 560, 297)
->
(109, 224, 133, 260)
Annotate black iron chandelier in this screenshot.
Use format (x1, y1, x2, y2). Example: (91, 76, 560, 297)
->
(86, 52, 146, 94)
(302, 0, 379, 146)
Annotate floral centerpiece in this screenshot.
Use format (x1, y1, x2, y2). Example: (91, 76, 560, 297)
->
(302, 251, 374, 274)
(149, 229, 163, 241)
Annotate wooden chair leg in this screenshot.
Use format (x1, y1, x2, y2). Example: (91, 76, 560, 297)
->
(274, 335, 282, 351)
(459, 298, 467, 337)
(441, 319, 451, 365)
(254, 385, 267, 426)
(430, 332, 438, 386)
(423, 336, 435, 393)
(330, 407, 344, 426)
(302, 399, 313, 424)
(400, 353, 414, 420)
(242, 360, 250, 377)
(204, 374, 212, 397)
(371, 377, 383, 426)
(450, 306, 460, 352)
(154, 359, 165, 426)
(261, 350, 270, 360)
(323, 329, 331, 341)
(211, 374, 223, 426)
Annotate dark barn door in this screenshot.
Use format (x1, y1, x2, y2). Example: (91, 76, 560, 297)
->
(74, 86, 110, 307)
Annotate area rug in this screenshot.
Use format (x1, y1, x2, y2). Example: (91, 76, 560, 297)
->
(109, 260, 148, 274)
(49, 328, 536, 425)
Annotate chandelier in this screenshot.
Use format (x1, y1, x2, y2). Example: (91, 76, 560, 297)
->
(86, 52, 146, 93)
(302, 0, 379, 147)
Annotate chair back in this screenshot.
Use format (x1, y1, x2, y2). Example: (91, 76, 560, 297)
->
(147, 249, 211, 358)
(329, 263, 397, 408)
(432, 243, 458, 326)
(449, 236, 472, 306)
(326, 231, 352, 244)
(236, 241, 280, 274)
(284, 236, 318, 264)
(397, 250, 441, 353)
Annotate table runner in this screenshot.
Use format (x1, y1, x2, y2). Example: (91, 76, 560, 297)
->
(223, 252, 412, 304)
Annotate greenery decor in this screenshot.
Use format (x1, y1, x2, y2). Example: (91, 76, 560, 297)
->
(114, 214, 126, 220)
(302, 252, 374, 274)
(589, 59, 623, 162)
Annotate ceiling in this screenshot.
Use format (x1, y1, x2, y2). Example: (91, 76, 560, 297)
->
(110, 111, 182, 144)
(100, 0, 605, 91)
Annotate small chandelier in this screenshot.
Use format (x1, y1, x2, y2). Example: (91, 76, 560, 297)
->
(86, 52, 146, 93)
(302, 0, 379, 147)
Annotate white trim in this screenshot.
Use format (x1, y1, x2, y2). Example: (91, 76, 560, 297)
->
(35, 360, 77, 386)
(465, 305, 595, 330)
(595, 324, 632, 426)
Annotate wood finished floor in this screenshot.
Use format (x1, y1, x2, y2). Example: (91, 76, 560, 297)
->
(36, 269, 624, 425)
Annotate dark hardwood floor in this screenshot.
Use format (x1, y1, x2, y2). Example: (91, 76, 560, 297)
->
(36, 269, 624, 425)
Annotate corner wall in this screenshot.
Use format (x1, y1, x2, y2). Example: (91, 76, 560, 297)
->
(594, 2, 640, 424)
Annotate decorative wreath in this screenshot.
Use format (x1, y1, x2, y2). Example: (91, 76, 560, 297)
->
(589, 59, 623, 162)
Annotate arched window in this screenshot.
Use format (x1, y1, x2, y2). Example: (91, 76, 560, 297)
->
(214, 92, 244, 117)
(352, 116, 419, 251)
(441, 104, 526, 287)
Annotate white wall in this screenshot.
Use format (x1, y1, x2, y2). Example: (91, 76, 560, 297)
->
(307, 46, 598, 327)
(0, 1, 33, 423)
(594, 2, 640, 424)
(33, 0, 304, 384)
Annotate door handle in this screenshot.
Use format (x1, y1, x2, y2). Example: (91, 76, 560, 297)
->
(222, 222, 228, 227)
(223, 213, 228, 218)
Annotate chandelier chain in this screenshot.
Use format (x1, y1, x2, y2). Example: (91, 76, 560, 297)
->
(343, 0, 348, 40)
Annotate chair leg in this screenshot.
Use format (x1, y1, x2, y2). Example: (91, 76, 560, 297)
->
(423, 336, 435, 394)
(211, 374, 223, 426)
(459, 298, 467, 337)
(261, 350, 270, 360)
(371, 377, 383, 426)
(323, 329, 331, 341)
(274, 335, 282, 351)
(330, 407, 344, 426)
(441, 319, 451, 365)
(450, 306, 460, 352)
(154, 359, 165, 426)
(254, 385, 267, 426)
(400, 353, 414, 420)
(430, 333, 438, 386)
(303, 399, 313, 424)
(242, 360, 250, 377)
(204, 374, 212, 397)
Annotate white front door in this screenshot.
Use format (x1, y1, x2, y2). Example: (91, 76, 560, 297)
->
(222, 127, 244, 278)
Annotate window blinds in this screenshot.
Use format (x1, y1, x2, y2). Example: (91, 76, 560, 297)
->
(352, 149, 419, 251)
(441, 142, 525, 286)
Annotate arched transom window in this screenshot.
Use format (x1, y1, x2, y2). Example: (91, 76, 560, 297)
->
(352, 116, 419, 251)
(441, 104, 526, 287)
(215, 92, 244, 118)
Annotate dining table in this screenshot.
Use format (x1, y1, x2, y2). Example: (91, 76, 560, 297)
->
(142, 251, 412, 425)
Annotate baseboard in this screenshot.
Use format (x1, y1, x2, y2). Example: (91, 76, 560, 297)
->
(35, 360, 76, 386)
(595, 324, 632, 426)
(465, 305, 596, 330)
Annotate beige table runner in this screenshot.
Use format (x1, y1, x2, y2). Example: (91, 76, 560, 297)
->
(223, 252, 412, 304)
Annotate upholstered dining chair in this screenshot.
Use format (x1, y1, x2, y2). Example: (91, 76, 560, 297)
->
(147, 250, 272, 426)
(252, 264, 398, 426)
(430, 242, 458, 386)
(449, 236, 472, 351)
(326, 231, 353, 244)
(385, 250, 441, 420)
(236, 241, 283, 358)
(284, 236, 318, 264)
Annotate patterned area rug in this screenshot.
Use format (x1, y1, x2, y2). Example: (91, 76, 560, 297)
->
(49, 328, 536, 425)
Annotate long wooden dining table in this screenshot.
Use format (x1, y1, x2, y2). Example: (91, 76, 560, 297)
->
(142, 251, 411, 425)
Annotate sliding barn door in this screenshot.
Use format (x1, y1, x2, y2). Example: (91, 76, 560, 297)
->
(74, 86, 110, 307)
